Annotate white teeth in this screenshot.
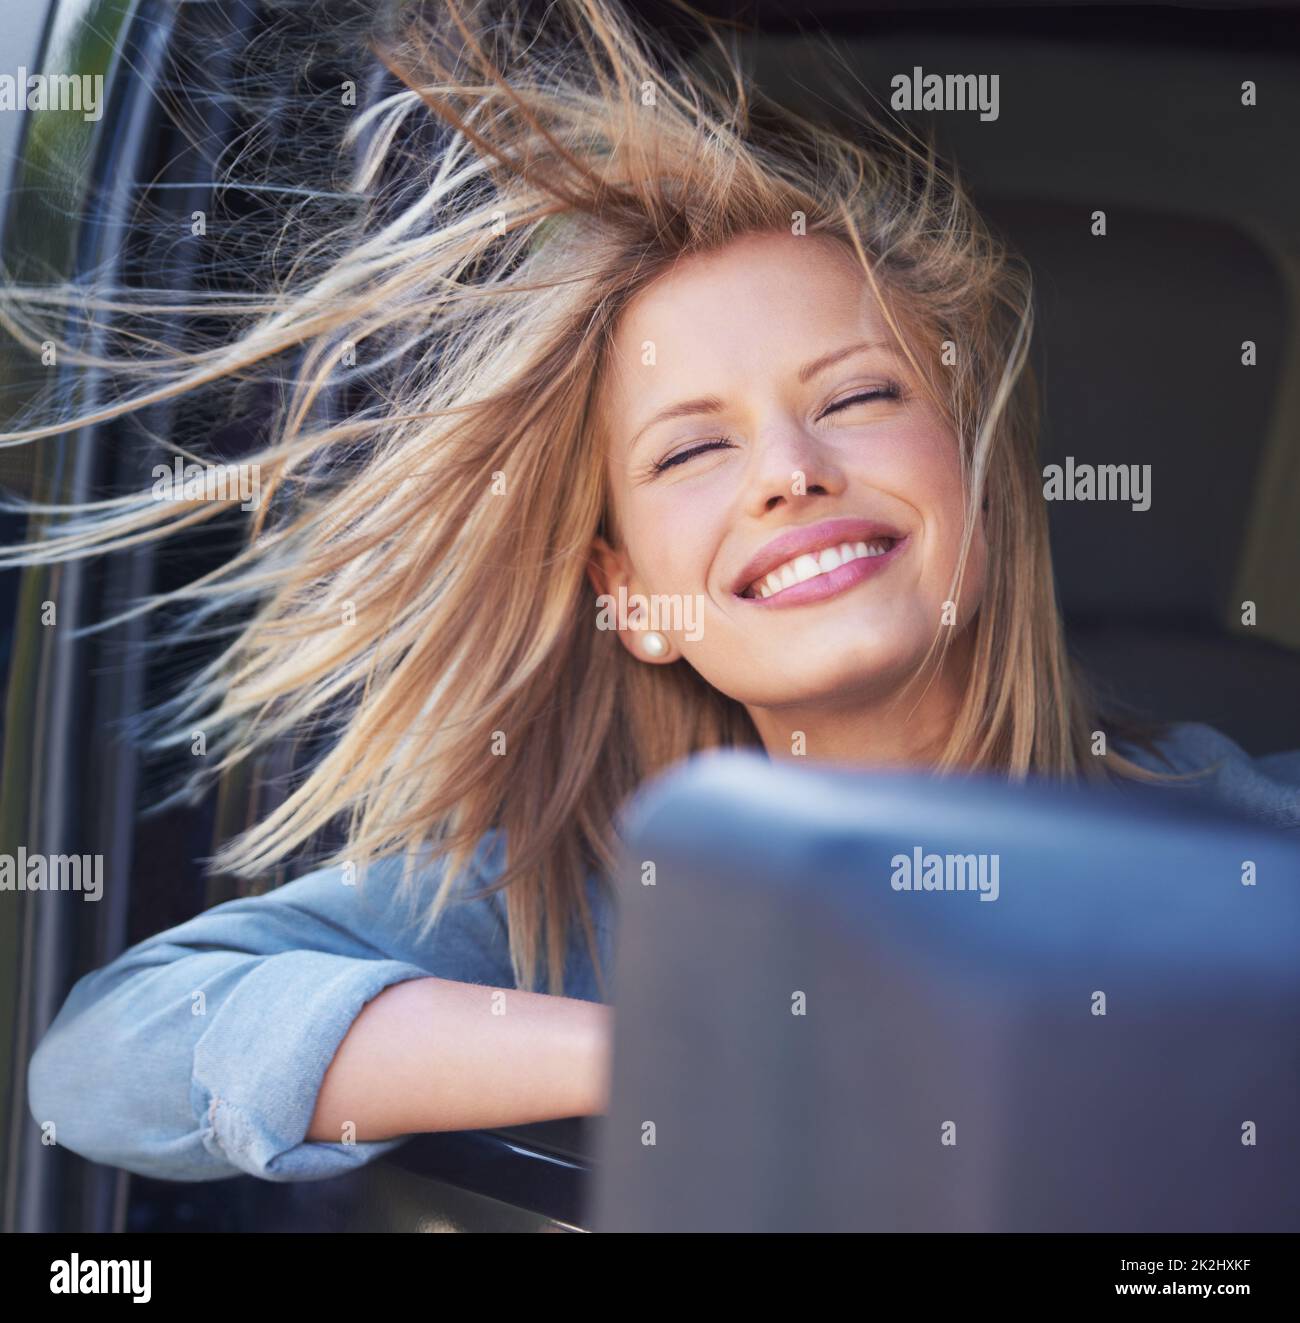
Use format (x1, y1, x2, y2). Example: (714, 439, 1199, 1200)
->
(792, 554, 821, 583)
(745, 537, 894, 598)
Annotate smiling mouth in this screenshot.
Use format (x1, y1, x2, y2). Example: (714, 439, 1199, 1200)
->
(738, 537, 899, 600)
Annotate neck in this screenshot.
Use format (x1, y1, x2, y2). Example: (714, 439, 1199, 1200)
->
(745, 641, 972, 770)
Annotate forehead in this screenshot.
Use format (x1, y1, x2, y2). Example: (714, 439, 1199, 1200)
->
(598, 230, 891, 428)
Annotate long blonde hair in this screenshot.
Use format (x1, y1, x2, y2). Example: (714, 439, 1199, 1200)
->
(0, 0, 1164, 994)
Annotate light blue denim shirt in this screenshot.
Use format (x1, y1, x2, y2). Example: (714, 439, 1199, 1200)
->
(26, 831, 615, 1185)
(25, 721, 1299, 1184)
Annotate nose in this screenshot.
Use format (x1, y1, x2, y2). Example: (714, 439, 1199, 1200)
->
(741, 419, 849, 518)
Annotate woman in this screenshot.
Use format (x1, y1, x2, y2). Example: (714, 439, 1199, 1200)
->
(12, 0, 1298, 1184)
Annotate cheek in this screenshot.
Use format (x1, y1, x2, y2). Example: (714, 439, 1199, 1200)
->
(860, 422, 982, 606)
(617, 485, 721, 592)
(860, 422, 966, 534)
(907, 431, 986, 603)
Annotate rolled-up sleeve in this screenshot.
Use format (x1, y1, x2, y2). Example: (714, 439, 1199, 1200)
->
(191, 951, 433, 1180)
(27, 848, 518, 1183)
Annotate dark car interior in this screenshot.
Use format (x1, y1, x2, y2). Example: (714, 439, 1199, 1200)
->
(3, 0, 1298, 1232)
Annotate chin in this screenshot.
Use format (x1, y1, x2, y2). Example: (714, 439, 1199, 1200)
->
(736, 642, 934, 711)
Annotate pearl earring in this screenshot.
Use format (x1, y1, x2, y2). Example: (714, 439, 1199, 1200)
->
(641, 630, 669, 658)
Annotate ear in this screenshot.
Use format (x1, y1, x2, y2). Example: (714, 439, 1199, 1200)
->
(585, 533, 624, 602)
(586, 534, 679, 664)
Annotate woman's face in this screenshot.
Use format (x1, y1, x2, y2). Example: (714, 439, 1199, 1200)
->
(591, 229, 985, 721)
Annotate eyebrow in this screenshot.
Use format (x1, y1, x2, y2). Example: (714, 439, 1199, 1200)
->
(627, 340, 894, 452)
(797, 339, 892, 384)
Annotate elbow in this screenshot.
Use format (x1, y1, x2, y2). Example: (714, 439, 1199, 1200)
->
(25, 978, 229, 1183)
(27, 965, 138, 1169)
(26, 1018, 234, 1183)
(27, 1015, 96, 1162)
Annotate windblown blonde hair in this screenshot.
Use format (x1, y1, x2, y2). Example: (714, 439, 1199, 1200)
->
(0, 0, 1167, 995)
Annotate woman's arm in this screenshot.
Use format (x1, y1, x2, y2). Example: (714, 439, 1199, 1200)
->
(26, 843, 613, 1183)
(307, 976, 611, 1141)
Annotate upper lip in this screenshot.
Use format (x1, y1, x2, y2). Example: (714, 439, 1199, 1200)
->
(730, 516, 905, 596)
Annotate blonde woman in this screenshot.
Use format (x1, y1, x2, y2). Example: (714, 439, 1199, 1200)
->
(12, 0, 1298, 1184)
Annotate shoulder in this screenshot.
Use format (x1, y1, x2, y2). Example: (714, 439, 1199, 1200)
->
(355, 833, 617, 1001)
(1113, 721, 1300, 829)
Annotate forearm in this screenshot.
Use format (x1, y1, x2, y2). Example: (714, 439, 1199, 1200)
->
(306, 976, 611, 1141)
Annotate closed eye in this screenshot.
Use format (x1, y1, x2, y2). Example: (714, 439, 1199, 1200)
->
(648, 382, 904, 475)
(650, 438, 735, 474)
(821, 383, 903, 416)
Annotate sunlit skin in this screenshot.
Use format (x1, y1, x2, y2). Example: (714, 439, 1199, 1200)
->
(588, 229, 987, 766)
